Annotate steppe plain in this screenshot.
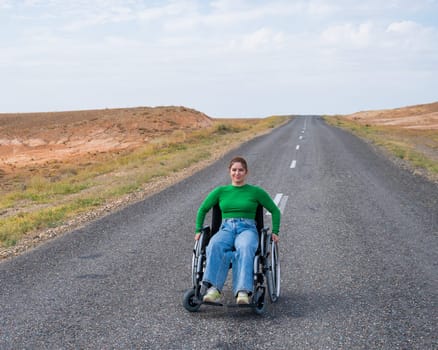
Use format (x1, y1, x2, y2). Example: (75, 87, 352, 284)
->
(0, 106, 284, 258)
(1, 103, 437, 259)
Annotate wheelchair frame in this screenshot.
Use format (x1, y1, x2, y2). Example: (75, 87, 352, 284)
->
(183, 204, 280, 314)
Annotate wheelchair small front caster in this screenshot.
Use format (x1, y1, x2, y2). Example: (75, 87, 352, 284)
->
(183, 288, 202, 312)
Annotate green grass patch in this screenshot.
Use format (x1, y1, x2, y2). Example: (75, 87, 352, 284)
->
(0, 178, 91, 210)
(0, 197, 103, 247)
(214, 123, 247, 134)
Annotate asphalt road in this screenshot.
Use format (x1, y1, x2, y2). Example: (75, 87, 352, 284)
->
(1, 117, 437, 349)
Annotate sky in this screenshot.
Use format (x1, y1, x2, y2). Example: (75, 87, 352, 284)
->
(1, 0, 438, 117)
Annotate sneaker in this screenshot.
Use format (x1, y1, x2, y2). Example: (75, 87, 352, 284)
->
(203, 287, 221, 303)
(236, 291, 249, 305)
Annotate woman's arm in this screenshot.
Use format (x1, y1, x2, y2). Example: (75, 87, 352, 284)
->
(195, 186, 222, 234)
(256, 187, 281, 236)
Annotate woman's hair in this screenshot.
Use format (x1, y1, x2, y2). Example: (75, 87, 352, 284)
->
(228, 156, 248, 171)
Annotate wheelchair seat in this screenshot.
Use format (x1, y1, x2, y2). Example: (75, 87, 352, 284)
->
(204, 203, 265, 250)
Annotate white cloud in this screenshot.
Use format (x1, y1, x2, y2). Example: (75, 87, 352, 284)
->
(321, 22, 375, 49)
(0, 0, 12, 9)
(62, 6, 136, 31)
(387, 20, 422, 34)
(1, 0, 438, 115)
(385, 20, 438, 51)
(307, 0, 340, 16)
(229, 27, 286, 51)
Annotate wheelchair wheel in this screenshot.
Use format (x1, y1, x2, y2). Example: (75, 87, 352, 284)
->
(191, 240, 200, 287)
(252, 286, 266, 315)
(183, 288, 201, 312)
(266, 240, 280, 303)
(191, 234, 206, 288)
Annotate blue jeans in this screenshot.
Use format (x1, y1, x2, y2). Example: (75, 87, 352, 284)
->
(203, 218, 259, 296)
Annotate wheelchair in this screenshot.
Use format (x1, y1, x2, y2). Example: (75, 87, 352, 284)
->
(183, 204, 280, 314)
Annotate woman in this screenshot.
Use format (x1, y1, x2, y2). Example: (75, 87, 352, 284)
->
(195, 156, 281, 304)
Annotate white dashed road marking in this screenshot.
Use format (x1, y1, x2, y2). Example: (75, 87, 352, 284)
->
(291, 118, 306, 170)
(267, 193, 289, 215)
(273, 193, 283, 206)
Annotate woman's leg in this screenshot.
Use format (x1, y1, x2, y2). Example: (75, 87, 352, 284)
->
(203, 223, 234, 292)
(232, 220, 259, 296)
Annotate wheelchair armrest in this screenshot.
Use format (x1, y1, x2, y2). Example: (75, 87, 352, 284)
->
(199, 226, 212, 252)
(260, 227, 270, 257)
(201, 226, 211, 234)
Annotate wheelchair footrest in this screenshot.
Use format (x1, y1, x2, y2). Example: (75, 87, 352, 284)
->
(227, 303, 256, 308)
(202, 301, 257, 308)
(203, 301, 224, 307)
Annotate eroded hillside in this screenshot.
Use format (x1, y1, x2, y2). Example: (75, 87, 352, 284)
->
(0, 106, 212, 172)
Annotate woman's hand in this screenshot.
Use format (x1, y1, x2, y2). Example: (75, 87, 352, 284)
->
(194, 233, 201, 241)
(272, 234, 279, 243)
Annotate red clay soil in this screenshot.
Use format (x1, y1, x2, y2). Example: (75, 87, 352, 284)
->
(344, 102, 438, 130)
(0, 106, 213, 174)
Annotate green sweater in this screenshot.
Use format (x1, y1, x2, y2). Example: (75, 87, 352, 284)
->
(196, 184, 281, 234)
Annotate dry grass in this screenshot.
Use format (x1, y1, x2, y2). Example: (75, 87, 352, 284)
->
(325, 115, 438, 181)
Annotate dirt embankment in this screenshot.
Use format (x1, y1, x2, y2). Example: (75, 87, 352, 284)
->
(0, 106, 212, 174)
(0, 106, 217, 259)
(344, 102, 438, 130)
(341, 102, 438, 164)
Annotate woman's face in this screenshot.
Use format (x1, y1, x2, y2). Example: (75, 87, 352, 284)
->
(229, 162, 247, 186)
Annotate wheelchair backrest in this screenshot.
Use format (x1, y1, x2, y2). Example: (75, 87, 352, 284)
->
(211, 203, 264, 235)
